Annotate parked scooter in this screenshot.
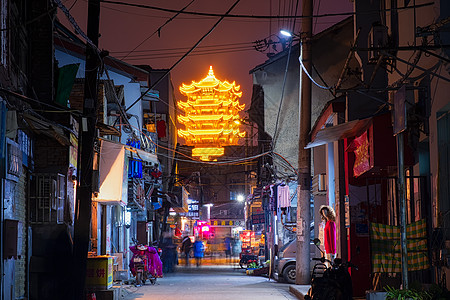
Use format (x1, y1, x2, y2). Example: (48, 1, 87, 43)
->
(129, 241, 163, 286)
(305, 238, 357, 300)
(239, 248, 259, 269)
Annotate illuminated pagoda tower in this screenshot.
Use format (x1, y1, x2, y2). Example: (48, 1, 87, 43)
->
(177, 66, 245, 161)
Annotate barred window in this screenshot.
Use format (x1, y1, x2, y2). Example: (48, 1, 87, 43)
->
(7, 139, 21, 179)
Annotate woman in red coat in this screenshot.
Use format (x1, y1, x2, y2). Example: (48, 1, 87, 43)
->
(319, 205, 336, 264)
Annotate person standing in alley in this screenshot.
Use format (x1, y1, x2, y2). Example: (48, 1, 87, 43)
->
(319, 205, 336, 265)
(193, 238, 205, 267)
(181, 235, 192, 266)
(161, 232, 177, 273)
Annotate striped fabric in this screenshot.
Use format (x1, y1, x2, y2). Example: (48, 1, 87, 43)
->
(370, 219, 429, 273)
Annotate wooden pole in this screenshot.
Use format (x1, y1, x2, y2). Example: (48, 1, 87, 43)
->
(296, 0, 313, 285)
(72, 0, 100, 298)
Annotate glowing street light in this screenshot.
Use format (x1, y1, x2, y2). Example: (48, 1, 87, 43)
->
(204, 203, 214, 221)
(237, 194, 244, 202)
(280, 29, 293, 37)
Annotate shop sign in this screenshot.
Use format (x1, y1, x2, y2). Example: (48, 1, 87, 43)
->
(351, 131, 372, 177)
(394, 85, 406, 135)
(182, 187, 189, 212)
(251, 213, 265, 225)
(345, 195, 350, 228)
(86, 256, 113, 290)
(209, 219, 244, 227)
(187, 199, 199, 219)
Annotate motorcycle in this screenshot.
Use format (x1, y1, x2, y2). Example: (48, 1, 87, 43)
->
(129, 242, 163, 286)
(239, 249, 259, 269)
(305, 238, 357, 300)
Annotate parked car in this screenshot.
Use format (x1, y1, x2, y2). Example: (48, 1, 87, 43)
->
(274, 238, 297, 284)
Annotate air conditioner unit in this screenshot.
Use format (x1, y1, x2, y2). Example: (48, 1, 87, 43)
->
(140, 88, 160, 102)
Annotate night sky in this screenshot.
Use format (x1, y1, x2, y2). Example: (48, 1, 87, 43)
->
(59, 0, 353, 107)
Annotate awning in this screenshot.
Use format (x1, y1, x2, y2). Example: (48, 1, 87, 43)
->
(125, 146, 159, 167)
(94, 139, 128, 205)
(23, 113, 70, 146)
(305, 117, 372, 149)
(96, 122, 120, 136)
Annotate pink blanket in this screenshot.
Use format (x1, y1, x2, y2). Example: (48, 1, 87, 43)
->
(129, 245, 163, 278)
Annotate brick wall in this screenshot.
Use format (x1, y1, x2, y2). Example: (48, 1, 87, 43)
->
(34, 136, 68, 174)
(11, 168, 28, 298)
(29, 0, 55, 104)
(69, 79, 107, 123)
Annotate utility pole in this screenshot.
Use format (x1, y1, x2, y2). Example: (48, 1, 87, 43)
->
(394, 86, 408, 289)
(160, 143, 180, 243)
(72, 0, 101, 298)
(397, 132, 409, 289)
(296, 0, 313, 285)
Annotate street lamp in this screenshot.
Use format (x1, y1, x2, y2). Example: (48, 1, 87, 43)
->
(237, 194, 245, 202)
(204, 203, 214, 221)
(280, 29, 293, 38)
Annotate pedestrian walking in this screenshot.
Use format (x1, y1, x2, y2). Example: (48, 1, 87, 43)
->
(319, 205, 336, 265)
(224, 236, 232, 262)
(193, 238, 205, 267)
(181, 235, 192, 266)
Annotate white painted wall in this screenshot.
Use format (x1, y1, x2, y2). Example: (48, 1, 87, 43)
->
(55, 49, 144, 144)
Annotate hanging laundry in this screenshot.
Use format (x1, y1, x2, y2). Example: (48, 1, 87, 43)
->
(269, 184, 278, 211)
(156, 120, 166, 138)
(277, 184, 291, 208)
(151, 168, 162, 179)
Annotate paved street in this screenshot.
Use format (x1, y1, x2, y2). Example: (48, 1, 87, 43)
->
(121, 264, 297, 300)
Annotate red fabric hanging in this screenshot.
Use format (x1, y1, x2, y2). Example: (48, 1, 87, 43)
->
(151, 169, 162, 178)
(156, 120, 166, 138)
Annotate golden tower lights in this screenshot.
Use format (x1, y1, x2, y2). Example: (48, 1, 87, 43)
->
(177, 66, 245, 161)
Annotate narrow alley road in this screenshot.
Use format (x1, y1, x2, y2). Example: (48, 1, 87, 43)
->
(121, 264, 297, 300)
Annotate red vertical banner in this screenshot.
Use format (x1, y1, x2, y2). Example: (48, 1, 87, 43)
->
(351, 131, 371, 177)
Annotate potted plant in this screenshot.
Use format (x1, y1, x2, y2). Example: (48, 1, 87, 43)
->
(247, 260, 259, 269)
(384, 286, 431, 300)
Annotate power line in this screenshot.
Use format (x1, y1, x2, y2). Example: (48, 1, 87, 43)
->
(100, 0, 434, 20)
(125, 0, 243, 113)
(68, 0, 79, 11)
(120, 0, 196, 60)
(121, 47, 255, 61)
(109, 41, 253, 54)
(120, 44, 253, 57)
(97, 0, 304, 23)
(98, 0, 282, 23)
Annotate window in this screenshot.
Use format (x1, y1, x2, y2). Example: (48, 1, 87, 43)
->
(29, 174, 65, 224)
(318, 173, 327, 192)
(18, 130, 32, 167)
(6, 138, 21, 181)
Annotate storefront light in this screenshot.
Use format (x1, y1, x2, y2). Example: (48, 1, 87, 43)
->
(124, 209, 132, 228)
